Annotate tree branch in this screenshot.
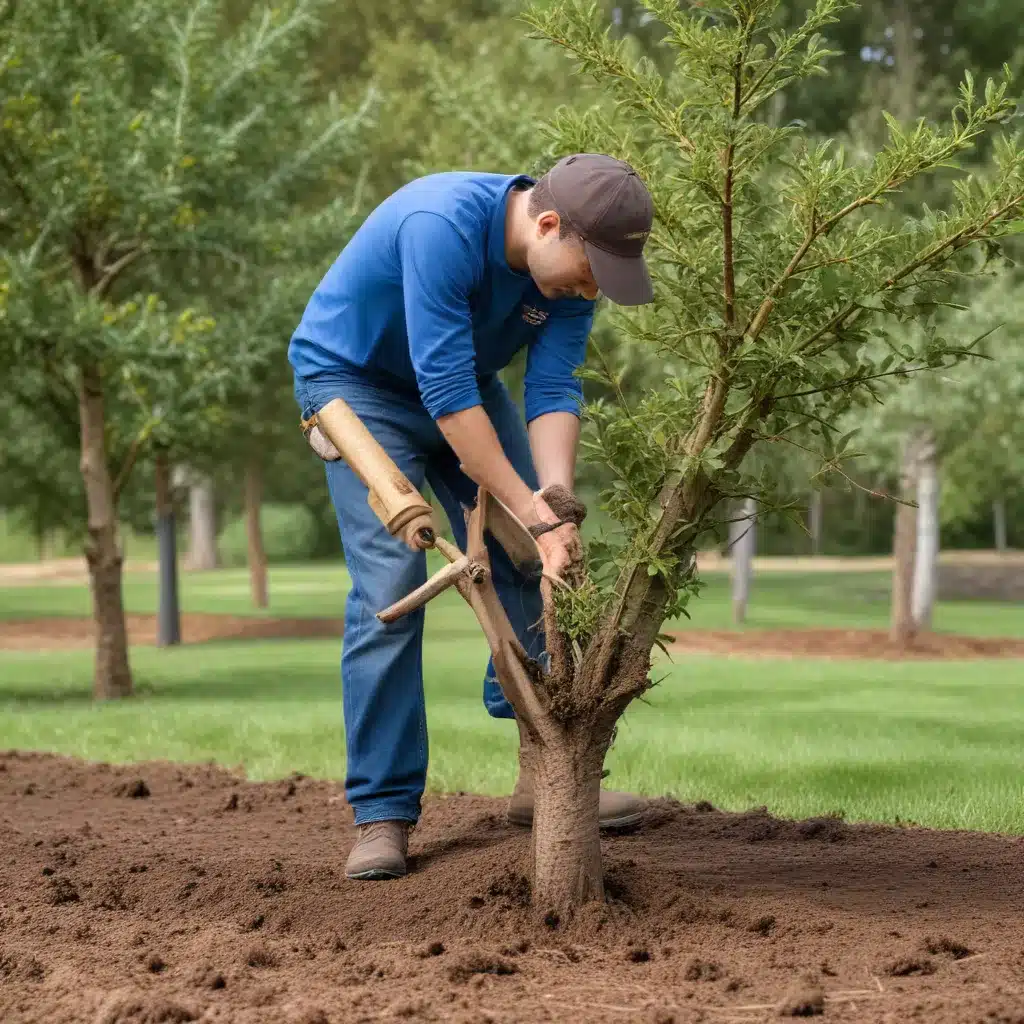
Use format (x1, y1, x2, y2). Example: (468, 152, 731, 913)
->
(90, 245, 148, 300)
(111, 418, 158, 503)
(765, 433, 914, 507)
(799, 192, 1024, 357)
(774, 358, 966, 400)
(743, 193, 881, 344)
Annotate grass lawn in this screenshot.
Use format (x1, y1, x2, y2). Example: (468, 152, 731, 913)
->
(1, 563, 1022, 834)
(1, 638, 1022, 833)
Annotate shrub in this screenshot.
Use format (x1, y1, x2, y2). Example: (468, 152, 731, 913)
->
(218, 503, 317, 567)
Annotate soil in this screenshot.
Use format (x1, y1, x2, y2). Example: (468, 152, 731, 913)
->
(0, 615, 344, 650)
(667, 628, 1024, 661)
(4, 615, 1024, 661)
(1, 753, 1023, 1023)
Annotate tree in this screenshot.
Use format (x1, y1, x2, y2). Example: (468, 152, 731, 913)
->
(852, 272, 1024, 636)
(729, 498, 757, 623)
(185, 472, 219, 571)
(481, 0, 1024, 922)
(0, 0, 366, 695)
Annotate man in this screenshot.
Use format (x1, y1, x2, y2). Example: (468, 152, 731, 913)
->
(289, 153, 655, 881)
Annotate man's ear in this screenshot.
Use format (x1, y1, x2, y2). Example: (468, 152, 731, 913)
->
(535, 210, 561, 238)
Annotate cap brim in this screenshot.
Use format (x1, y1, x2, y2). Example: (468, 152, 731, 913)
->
(585, 241, 654, 306)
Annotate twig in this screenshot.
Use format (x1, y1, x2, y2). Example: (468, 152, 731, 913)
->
(953, 952, 988, 965)
(764, 433, 915, 507)
(111, 417, 158, 503)
(541, 996, 639, 1013)
(773, 359, 966, 400)
(90, 245, 148, 300)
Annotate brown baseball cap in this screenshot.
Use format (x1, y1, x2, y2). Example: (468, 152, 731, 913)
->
(544, 153, 654, 306)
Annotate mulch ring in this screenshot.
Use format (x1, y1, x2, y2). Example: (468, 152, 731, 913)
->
(0, 614, 344, 650)
(668, 627, 1024, 660)
(2, 615, 1023, 659)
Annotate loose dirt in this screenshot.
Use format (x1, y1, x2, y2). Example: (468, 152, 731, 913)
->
(1, 752, 1022, 1023)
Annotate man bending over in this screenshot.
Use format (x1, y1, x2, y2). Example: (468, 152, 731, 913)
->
(289, 154, 655, 880)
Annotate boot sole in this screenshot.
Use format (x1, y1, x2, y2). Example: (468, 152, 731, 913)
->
(346, 866, 407, 881)
(506, 809, 645, 831)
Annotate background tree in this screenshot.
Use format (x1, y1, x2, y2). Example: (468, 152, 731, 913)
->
(849, 272, 1024, 636)
(0, 0, 367, 696)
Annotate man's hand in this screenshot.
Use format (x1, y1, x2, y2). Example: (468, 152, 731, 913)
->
(435, 407, 586, 581)
(532, 491, 583, 583)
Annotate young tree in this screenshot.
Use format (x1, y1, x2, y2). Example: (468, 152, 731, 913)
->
(488, 0, 1024, 922)
(0, 0, 366, 695)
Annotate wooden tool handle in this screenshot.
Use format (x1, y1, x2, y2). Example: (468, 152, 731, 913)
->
(314, 397, 437, 547)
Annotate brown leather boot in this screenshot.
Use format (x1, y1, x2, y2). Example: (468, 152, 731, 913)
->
(506, 769, 646, 830)
(345, 820, 410, 880)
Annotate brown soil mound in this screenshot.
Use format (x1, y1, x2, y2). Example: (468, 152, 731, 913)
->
(1, 753, 1022, 1023)
(670, 627, 1024, 660)
(0, 614, 344, 650)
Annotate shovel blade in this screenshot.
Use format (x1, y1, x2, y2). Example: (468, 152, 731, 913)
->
(484, 496, 543, 579)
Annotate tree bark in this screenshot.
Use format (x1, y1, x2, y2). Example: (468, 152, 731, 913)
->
(78, 363, 133, 699)
(245, 456, 268, 610)
(187, 475, 219, 570)
(911, 431, 939, 630)
(528, 729, 606, 924)
(155, 452, 181, 647)
(889, 0, 920, 125)
(890, 431, 921, 645)
(729, 497, 756, 625)
(993, 498, 1008, 553)
(809, 490, 824, 555)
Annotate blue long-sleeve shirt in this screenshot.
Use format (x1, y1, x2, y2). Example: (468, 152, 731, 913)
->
(288, 172, 595, 423)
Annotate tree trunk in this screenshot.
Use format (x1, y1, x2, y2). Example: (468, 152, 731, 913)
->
(890, 431, 921, 645)
(808, 490, 824, 556)
(155, 452, 181, 647)
(911, 431, 939, 630)
(993, 498, 1008, 553)
(889, 0, 920, 125)
(245, 457, 268, 610)
(528, 730, 606, 924)
(729, 497, 756, 625)
(78, 364, 133, 699)
(187, 475, 219, 570)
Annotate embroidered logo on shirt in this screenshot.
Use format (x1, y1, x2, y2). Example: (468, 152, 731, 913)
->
(522, 305, 549, 326)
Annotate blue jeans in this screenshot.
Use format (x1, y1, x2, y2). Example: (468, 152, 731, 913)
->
(294, 371, 545, 826)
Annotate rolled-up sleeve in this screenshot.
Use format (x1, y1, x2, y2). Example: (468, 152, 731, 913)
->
(398, 212, 482, 419)
(523, 298, 595, 423)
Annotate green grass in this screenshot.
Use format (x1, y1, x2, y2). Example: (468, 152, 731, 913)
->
(1, 637, 1022, 833)
(0, 513, 159, 563)
(1, 562, 1022, 834)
